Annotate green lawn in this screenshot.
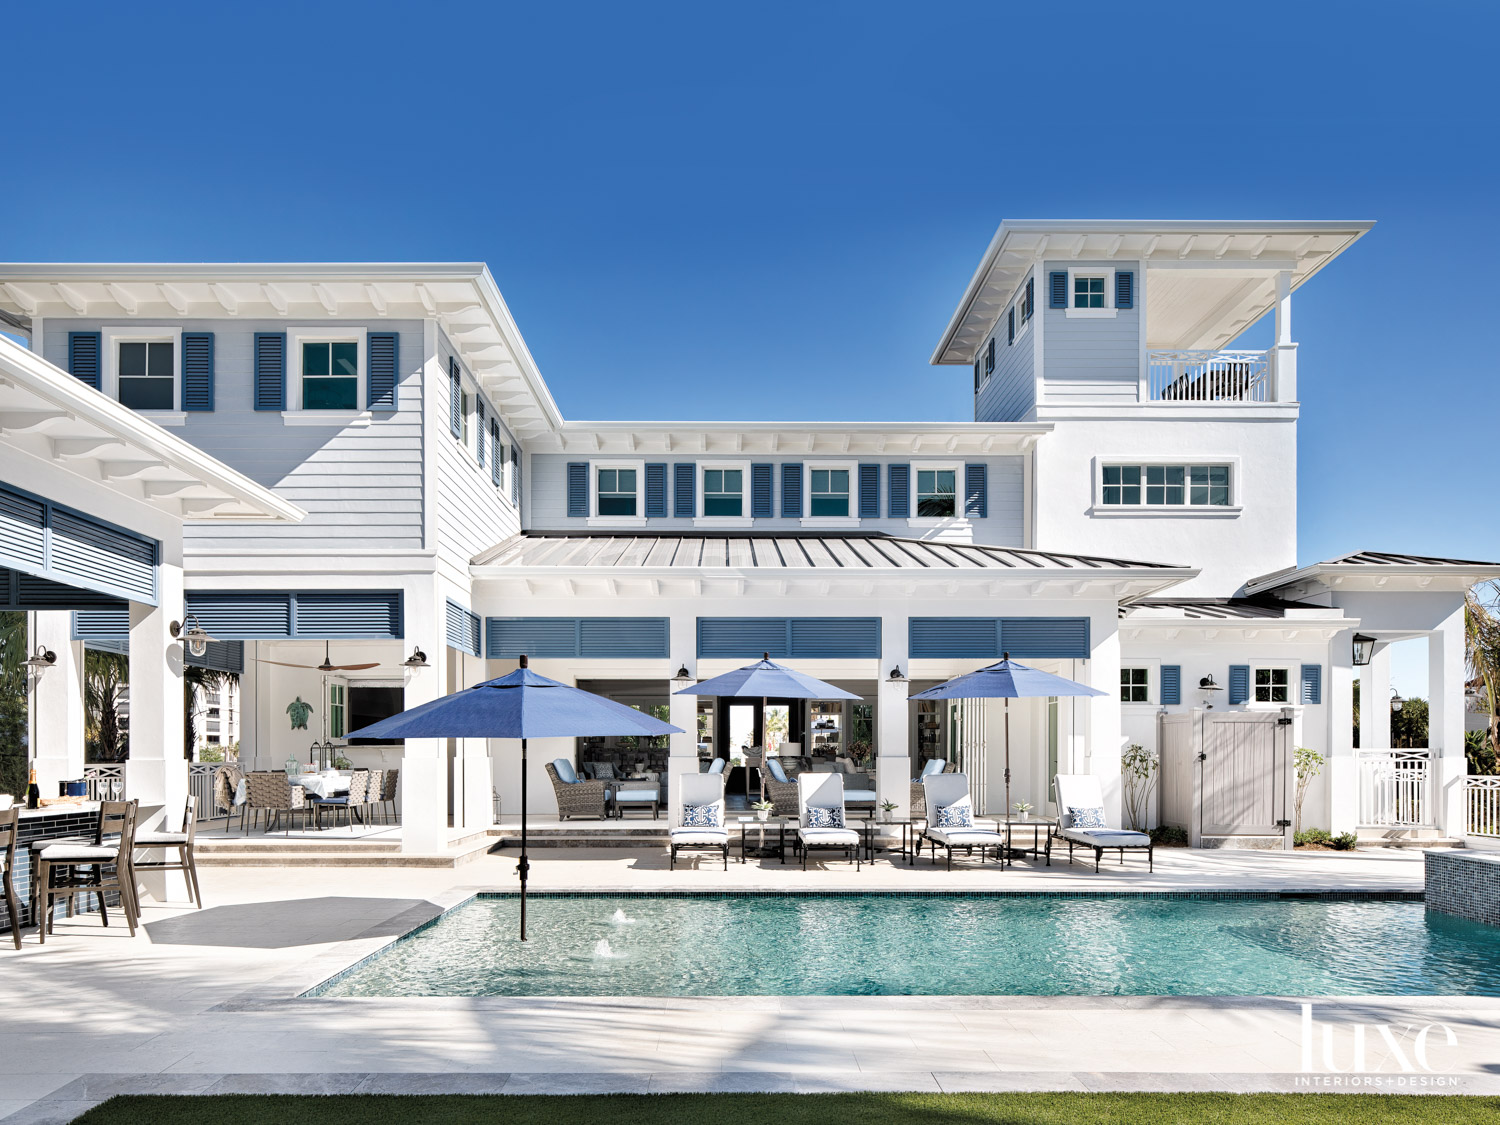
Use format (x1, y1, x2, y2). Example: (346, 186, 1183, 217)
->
(69, 1093, 1500, 1125)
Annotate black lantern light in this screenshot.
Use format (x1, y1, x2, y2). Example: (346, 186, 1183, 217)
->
(1352, 633, 1376, 667)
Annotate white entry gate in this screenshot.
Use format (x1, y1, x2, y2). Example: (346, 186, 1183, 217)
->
(1356, 750, 1431, 828)
(1158, 709, 1294, 848)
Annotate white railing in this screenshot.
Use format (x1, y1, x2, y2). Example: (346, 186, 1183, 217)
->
(189, 762, 220, 820)
(1357, 750, 1431, 827)
(1148, 350, 1272, 402)
(83, 764, 126, 801)
(1466, 776, 1500, 838)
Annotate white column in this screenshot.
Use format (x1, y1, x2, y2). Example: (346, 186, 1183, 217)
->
(876, 611, 911, 816)
(1429, 610, 1467, 837)
(127, 559, 189, 900)
(1359, 642, 1391, 750)
(239, 641, 260, 769)
(1327, 629, 1359, 834)
(30, 614, 85, 798)
(666, 614, 699, 825)
(400, 577, 448, 853)
(1086, 611, 1123, 825)
(1273, 269, 1298, 402)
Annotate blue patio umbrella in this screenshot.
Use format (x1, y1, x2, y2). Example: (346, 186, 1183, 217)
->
(675, 655, 861, 799)
(347, 655, 681, 939)
(909, 654, 1105, 826)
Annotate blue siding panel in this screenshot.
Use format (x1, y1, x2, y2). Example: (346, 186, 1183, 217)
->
(1228, 665, 1250, 705)
(1160, 665, 1181, 706)
(366, 331, 398, 410)
(750, 464, 774, 518)
(888, 464, 911, 518)
(673, 463, 696, 518)
(566, 463, 589, 517)
(644, 463, 668, 517)
(67, 332, 101, 390)
(253, 333, 286, 411)
(858, 464, 880, 519)
(1301, 663, 1323, 705)
(181, 332, 215, 411)
(780, 463, 803, 518)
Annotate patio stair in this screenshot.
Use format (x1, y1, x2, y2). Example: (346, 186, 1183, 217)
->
(194, 830, 494, 868)
(487, 823, 671, 849)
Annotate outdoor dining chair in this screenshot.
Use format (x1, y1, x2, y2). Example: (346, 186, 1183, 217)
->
(311, 769, 370, 831)
(244, 771, 310, 835)
(134, 794, 204, 908)
(0, 807, 20, 949)
(34, 799, 140, 943)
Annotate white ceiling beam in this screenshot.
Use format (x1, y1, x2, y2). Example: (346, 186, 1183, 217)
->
(312, 284, 338, 315)
(1292, 235, 1317, 259)
(103, 283, 138, 315)
(158, 283, 189, 315)
(178, 498, 227, 517)
(1, 283, 37, 316)
(262, 284, 288, 315)
(364, 284, 387, 316)
(210, 284, 239, 315)
(54, 283, 88, 315)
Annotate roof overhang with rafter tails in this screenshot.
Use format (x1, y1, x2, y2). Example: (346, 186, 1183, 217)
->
(930, 219, 1374, 365)
(529, 419, 1053, 456)
(0, 262, 565, 442)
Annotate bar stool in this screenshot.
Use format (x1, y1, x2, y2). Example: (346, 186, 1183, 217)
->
(34, 800, 139, 943)
(134, 794, 203, 908)
(1, 808, 21, 950)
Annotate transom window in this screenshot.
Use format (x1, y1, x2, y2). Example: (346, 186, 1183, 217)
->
(1074, 275, 1106, 309)
(118, 341, 174, 410)
(597, 468, 637, 516)
(810, 469, 850, 517)
(1253, 667, 1290, 704)
(1102, 464, 1231, 507)
(704, 469, 743, 517)
(302, 341, 358, 410)
(917, 469, 957, 517)
(1121, 668, 1149, 703)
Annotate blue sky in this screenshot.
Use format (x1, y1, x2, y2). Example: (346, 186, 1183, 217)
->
(5, 2, 1492, 692)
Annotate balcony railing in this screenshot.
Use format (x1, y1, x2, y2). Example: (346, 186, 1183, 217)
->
(1148, 350, 1272, 402)
(1466, 776, 1500, 838)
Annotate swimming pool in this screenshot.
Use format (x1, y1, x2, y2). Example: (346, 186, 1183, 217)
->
(309, 892, 1500, 998)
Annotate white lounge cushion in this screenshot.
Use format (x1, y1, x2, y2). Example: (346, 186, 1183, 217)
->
(926, 827, 1006, 846)
(1061, 827, 1151, 848)
(136, 831, 189, 845)
(799, 827, 860, 846)
(38, 843, 119, 862)
(31, 836, 90, 850)
(614, 790, 658, 802)
(669, 828, 728, 844)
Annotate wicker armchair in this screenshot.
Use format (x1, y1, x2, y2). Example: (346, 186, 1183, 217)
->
(546, 761, 611, 821)
(243, 771, 309, 835)
(762, 758, 800, 817)
(909, 761, 957, 819)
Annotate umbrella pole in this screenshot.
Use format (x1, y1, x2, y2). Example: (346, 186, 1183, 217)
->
(519, 737, 530, 941)
(1003, 697, 1012, 849)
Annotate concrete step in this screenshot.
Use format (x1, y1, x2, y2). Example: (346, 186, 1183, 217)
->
(197, 839, 402, 854)
(1369, 837, 1464, 849)
(196, 836, 493, 869)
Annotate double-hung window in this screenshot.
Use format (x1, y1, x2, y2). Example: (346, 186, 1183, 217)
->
(597, 468, 637, 516)
(703, 469, 743, 517)
(1253, 667, 1290, 704)
(810, 469, 850, 517)
(1102, 463, 1232, 508)
(301, 341, 359, 410)
(916, 468, 957, 517)
(118, 340, 175, 410)
(1121, 668, 1149, 703)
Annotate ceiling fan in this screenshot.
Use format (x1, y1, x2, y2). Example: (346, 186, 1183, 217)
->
(257, 640, 381, 672)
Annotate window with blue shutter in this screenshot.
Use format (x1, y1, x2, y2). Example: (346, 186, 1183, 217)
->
(750, 463, 773, 518)
(475, 401, 486, 466)
(366, 331, 398, 410)
(781, 464, 803, 518)
(1228, 665, 1250, 705)
(448, 358, 462, 437)
(673, 463, 696, 517)
(644, 463, 668, 517)
(490, 420, 503, 486)
(1160, 665, 1181, 706)
(1007, 307, 1015, 345)
(67, 332, 102, 390)
(888, 464, 910, 518)
(566, 462, 589, 517)
(964, 464, 987, 518)
(512, 446, 521, 506)
(253, 333, 286, 411)
(182, 332, 214, 411)
(1115, 271, 1134, 309)
(1049, 271, 1068, 308)
(857, 464, 880, 519)
(985, 337, 996, 375)
(1301, 664, 1322, 705)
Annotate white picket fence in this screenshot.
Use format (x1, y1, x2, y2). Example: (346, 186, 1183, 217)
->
(1467, 776, 1500, 838)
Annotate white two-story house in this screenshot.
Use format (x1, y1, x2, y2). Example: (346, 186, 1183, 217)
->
(2, 219, 1492, 854)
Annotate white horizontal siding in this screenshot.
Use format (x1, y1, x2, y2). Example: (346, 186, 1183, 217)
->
(1040, 261, 1141, 404)
(975, 287, 1036, 423)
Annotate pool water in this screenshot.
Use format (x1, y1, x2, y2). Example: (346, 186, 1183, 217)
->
(310, 894, 1500, 998)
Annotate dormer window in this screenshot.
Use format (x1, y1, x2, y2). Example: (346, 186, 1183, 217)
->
(597, 468, 637, 516)
(810, 468, 850, 517)
(703, 469, 743, 517)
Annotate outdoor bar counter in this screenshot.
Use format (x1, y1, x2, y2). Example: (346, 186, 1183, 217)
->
(3, 802, 108, 934)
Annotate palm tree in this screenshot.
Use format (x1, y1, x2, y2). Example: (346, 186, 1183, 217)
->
(85, 649, 129, 763)
(1464, 584, 1500, 759)
(184, 665, 230, 759)
(0, 612, 28, 797)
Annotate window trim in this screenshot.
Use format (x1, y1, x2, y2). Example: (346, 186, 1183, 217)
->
(1090, 456, 1241, 516)
(1065, 267, 1117, 319)
(285, 327, 371, 425)
(588, 458, 648, 527)
(800, 460, 859, 527)
(1249, 664, 1294, 706)
(906, 460, 966, 528)
(101, 326, 185, 424)
(694, 460, 753, 527)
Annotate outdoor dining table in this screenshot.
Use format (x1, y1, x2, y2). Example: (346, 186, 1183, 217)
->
(233, 770, 352, 806)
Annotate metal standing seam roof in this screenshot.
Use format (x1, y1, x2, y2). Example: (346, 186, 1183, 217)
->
(1120, 597, 1326, 620)
(472, 533, 1189, 572)
(1316, 551, 1500, 567)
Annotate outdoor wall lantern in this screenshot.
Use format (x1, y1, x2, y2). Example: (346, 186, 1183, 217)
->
(170, 616, 215, 657)
(673, 665, 692, 686)
(402, 647, 429, 669)
(888, 666, 906, 681)
(1352, 633, 1376, 667)
(1198, 674, 1222, 709)
(24, 646, 56, 672)
(1390, 688, 1405, 714)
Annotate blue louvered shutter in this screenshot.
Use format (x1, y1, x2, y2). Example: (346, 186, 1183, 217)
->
(1050, 271, 1068, 308)
(1026, 276, 1034, 315)
(1228, 665, 1250, 705)
(750, 464, 773, 518)
(858, 464, 880, 518)
(1301, 664, 1322, 705)
(973, 358, 981, 393)
(253, 333, 285, 411)
(490, 421, 503, 486)
(673, 463, 696, 517)
(1007, 307, 1015, 345)
(367, 331, 397, 410)
(909, 618, 1002, 659)
(181, 332, 214, 411)
(986, 337, 995, 374)
(964, 464, 987, 518)
(68, 332, 101, 390)
(566, 462, 589, 517)
(888, 464, 911, 518)
(448, 359, 462, 437)
(781, 463, 803, 518)
(1115, 271, 1134, 310)
(511, 447, 521, 506)
(476, 401, 486, 466)
(999, 617, 1090, 658)
(1160, 665, 1181, 706)
(644, 463, 668, 517)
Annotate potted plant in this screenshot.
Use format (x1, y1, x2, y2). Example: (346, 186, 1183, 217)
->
(752, 800, 774, 822)
(880, 799, 897, 823)
(1012, 800, 1033, 821)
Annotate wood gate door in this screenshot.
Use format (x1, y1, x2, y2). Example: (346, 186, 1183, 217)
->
(1199, 710, 1292, 840)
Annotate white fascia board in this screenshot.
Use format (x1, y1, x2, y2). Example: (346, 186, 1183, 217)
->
(1244, 563, 1500, 597)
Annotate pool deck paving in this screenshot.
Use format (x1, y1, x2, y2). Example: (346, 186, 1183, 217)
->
(3, 844, 1498, 1123)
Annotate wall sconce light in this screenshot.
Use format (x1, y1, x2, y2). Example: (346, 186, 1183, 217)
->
(1352, 633, 1376, 667)
(673, 665, 693, 688)
(888, 666, 905, 681)
(24, 646, 56, 673)
(403, 647, 429, 669)
(170, 616, 215, 657)
(1198, 673, 1222, 709)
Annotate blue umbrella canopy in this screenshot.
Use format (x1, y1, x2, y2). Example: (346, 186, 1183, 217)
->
(908, 655, 1106, 701)
(674, 655, 861, 701)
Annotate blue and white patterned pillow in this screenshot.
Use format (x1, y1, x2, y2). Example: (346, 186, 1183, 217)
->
(1068, 805, 1107, 829)
(682, 803, 720, 828)
(935, 799, 973, 829)
(807, 806, 845, 829)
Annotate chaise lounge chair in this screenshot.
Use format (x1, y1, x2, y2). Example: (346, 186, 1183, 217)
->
(670, 772, 728, 870)
(796, 772, 861, 870)
(919, 772, 1007, 869)
(1052, 773, 1153, 873)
